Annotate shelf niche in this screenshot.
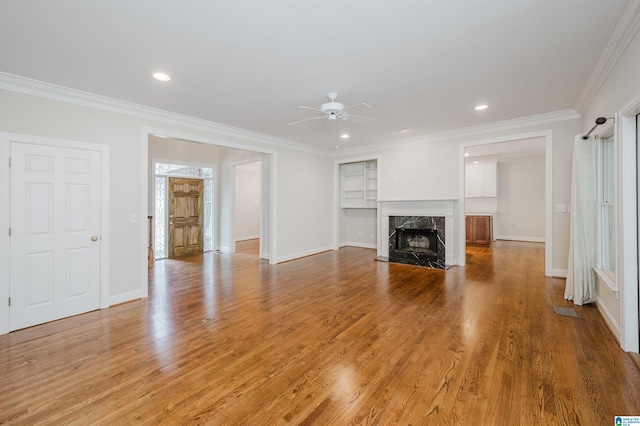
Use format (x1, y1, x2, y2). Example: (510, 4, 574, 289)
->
(340, 159, 377, 208)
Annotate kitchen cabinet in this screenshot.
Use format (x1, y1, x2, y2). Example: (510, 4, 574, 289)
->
(465, 161, 497, 198)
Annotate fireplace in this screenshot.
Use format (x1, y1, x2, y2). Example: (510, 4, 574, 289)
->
(394, 228, 438, 256)
(387, 216, 447, 269)
(377, 199, 459, 268)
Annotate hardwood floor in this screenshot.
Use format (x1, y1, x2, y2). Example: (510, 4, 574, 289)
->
(1, 241, 638, 424)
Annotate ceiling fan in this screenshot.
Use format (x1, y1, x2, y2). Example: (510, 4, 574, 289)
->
(287, 93, 377, 126)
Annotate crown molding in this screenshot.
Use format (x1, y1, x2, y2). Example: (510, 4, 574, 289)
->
(575, 0, 640, 115)
(333, 109, 579, 157)
(0, 72, 332, 156)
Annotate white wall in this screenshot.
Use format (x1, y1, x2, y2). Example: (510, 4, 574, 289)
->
(235, 162, 261, 241)
(148, 135, 219, 213)
(0, 87, 335, 327)
(494, 155, 545, 241)
(581, 26, 640, 351)
(343, 209, 377, 248)
(335, 117, 579, 274)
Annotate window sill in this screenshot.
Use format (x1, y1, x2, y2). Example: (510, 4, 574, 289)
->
(594, 267, 619, 297)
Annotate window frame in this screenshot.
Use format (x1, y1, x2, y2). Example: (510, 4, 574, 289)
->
(595, 131, 617, 289)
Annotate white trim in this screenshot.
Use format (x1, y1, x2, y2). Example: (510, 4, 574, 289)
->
(0, 137, 10, 334)
(594, 267, 619, 296)
(231, 159, 265, 255)
(0, 72, 581, 160)
(575, 1, 640, 115)
(339, 242, 377, 249)
(236, 235, 260, 242)
(151, 158, 216, 259)
(552, 269, 568, 278)
(0, 73, 328, 156)
(336, 110, 577, 157)
(460, 130, 554, 276)
(143, 127, 277, 268)
(596, 298, 621, 342)
(616, 97, 640, 353)
(0, 132, 110, 335)
(109, 289, 144, 307)
(495, 235, 545, 243)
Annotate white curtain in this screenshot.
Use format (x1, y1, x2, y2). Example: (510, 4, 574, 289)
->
(565, 135, 597, 305)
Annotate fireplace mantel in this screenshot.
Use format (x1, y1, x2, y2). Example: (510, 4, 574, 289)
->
(378, 199, 459, 266)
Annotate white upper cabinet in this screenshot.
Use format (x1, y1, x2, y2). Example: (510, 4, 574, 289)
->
(465, 161, 497, 198)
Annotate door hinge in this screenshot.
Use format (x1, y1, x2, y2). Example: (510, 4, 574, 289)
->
(8, 157, 11, 167)
(8, 227, 11, 237)
(8, 297, 10, 307)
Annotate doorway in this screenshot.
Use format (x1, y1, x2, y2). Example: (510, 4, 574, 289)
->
(460, 131, 553, 276)
(234, 161, 261, 255)
(152, 161, 214, 259)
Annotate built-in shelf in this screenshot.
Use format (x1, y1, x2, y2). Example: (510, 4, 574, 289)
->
(340, 159, 377, 208)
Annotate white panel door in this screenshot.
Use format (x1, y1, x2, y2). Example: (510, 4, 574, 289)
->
(10, 142, 101, 331)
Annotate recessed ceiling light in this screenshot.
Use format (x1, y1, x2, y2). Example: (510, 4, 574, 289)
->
(153, 72, 171, 82)
(475, 104, 488, 111)
(473, 161, 479, 164)
(335, 145, 340, 149)
(464, 153, 469, 157)
(340, 133, 349, 139)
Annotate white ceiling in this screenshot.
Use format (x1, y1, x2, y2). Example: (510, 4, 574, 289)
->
(0, 1, 629, 151)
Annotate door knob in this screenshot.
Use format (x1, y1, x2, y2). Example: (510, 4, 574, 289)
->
(91, 236, 99, 242)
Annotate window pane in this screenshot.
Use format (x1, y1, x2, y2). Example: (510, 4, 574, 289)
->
(204, 179, 213, 252)
(154, 176, 166, 259)
(603, 204, 615, 271)
(600, 136, 615, 273)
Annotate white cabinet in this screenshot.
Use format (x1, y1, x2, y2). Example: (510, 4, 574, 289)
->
(341, 160, 377, 208)
(465, 161, 497, 198)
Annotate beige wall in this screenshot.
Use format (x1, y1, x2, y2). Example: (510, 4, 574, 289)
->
(495, 155, 545, 240)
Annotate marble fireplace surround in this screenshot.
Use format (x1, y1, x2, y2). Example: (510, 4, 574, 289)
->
(378, 199, 459, 267)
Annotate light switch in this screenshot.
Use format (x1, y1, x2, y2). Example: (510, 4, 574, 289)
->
(131, 214, 138, 223)
(555, 204, 567, 213)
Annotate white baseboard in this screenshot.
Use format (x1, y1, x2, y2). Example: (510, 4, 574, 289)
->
(596, 298, 621, 341)
(216, 246, 231, 253)
(109, 289, 145, 307)
(495, 235, 545, 243)
(552, 268, 567, 278)
(236, 235, 259, 242)
(275, 245, 334, 264)
(339, 241, 377, 249)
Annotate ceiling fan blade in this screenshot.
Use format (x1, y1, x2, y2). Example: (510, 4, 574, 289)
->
(287, 115, 326, 126)
(343, 102, 373, 110)
(347, 114, 377, 123)
(298, 106, 324, 112)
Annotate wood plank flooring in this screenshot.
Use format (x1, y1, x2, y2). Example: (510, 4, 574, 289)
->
(1, 241, 639, 424)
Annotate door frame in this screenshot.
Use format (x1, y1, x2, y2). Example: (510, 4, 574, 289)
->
(151, 158, 215, 259)
(142, 126, 277, 279)
(0, 132, 110, 335)
(459, 130, 553, 275)
(231, 160, 265, 256)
